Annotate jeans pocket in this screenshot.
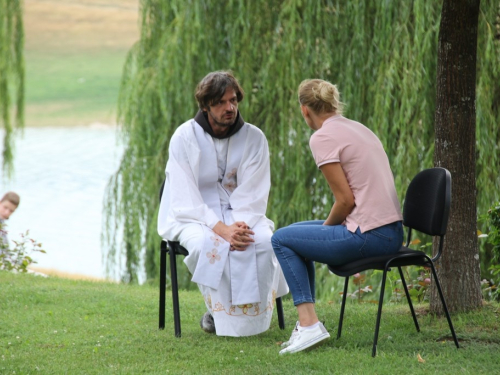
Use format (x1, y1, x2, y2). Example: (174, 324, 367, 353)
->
(369, 228, 393, 241)
(359, 222, 403, 258)
(360, 228, 400, 258)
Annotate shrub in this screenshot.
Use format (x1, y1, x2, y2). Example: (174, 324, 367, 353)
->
(0, 222, 45, 273)
(481, 202, 500, 300)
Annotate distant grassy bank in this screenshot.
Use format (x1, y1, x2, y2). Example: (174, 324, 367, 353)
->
(24, 0, 139, 127)
(1, 271, 499, 374)
(25, 50, 128, 126)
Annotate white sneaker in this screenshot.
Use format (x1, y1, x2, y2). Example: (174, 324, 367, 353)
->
(281, 321, 299, 348)
(279, 322, 330, 354)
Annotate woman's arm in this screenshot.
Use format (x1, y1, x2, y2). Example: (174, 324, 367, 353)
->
(320, 162, 355, 226)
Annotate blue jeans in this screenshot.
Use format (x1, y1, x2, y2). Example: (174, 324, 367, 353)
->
(271, 220, 403, 306)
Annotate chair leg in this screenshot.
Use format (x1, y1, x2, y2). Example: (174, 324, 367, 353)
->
(372, 269, 389, 357)
(337, 277, 349, 339)
(428, 262, 460, 348)
(398, 267, 420, 332)
(169, 244, 182, 337)
(276, 297, 285, 330)
(159, 242, 167, 330)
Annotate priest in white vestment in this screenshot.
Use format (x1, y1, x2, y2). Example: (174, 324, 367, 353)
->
(158, 71, 288, 337)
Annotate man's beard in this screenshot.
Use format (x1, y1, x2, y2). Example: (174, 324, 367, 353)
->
(208, 110, 236, 127)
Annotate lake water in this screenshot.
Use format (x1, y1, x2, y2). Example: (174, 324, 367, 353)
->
(1, 125, 125, 281)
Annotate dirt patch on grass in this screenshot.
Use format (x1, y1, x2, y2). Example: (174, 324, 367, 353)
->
(25, 0, 139, 53)
(25, 102, 117, 127)
(24, 0, 139, 126)
(29, 265, 115, 281)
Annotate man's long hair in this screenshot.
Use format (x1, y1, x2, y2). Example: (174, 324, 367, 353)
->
(195, 71, 245, 110)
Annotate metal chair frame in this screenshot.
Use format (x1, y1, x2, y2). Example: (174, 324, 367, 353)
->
(328, 168, 460, 356)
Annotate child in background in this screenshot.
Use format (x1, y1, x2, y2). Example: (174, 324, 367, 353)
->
(0, 192, 21, 248)
(1, 191, 45, 274)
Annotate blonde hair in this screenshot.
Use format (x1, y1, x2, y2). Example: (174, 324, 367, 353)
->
(298, 79, 344, 115)
(1, 191, 20, 207)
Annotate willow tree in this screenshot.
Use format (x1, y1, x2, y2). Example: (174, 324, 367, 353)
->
(0, 0, 24, 175)
(105, 0, 500, 287)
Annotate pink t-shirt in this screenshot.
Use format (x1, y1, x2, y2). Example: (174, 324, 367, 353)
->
(309, 115, 402, 233)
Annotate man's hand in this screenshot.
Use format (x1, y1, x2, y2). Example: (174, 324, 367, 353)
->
(213, 221, 254, 251)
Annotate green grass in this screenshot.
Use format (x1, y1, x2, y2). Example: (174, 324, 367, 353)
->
(25, 49, 128, 126)
(1, 271, 499, 374)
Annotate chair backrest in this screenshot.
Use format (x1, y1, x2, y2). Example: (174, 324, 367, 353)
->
(403, 168, 451, 236)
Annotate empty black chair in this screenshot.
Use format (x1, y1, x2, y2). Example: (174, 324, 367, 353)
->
(328, 167, 459, 356)
(158, 181, 285, 337)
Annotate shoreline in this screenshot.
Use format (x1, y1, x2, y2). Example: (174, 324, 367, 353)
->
(18, 122, 122, 129)
(29, 266, 116, 282)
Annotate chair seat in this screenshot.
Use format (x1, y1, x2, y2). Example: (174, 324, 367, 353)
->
(328, 247, 431, 277)
(165, 240, 189, 256)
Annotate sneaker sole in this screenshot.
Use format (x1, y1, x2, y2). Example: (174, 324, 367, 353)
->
(279, 333, 330, 354)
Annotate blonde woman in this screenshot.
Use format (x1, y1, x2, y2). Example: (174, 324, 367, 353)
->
(272, 79, 403, 354)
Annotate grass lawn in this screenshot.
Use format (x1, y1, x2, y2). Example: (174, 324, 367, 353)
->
(25, 50, 129, 126)
(1, 271, 499, 374)
(23, 0, 139, 127)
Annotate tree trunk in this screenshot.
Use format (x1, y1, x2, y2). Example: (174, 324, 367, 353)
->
(432, 0, 482, 313)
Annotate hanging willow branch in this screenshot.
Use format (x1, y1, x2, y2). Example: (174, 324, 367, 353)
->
(104, 0, 500, 284)
(0, 0, 24, 175)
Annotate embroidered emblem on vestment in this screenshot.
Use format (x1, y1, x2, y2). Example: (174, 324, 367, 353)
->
(210, 235, 225, 247)
(224, 168, 238, 192)
(206, 248, 221, 264)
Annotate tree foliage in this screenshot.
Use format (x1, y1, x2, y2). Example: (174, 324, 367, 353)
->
(105, 0, 500, 284)
(0, 0, 24, 175)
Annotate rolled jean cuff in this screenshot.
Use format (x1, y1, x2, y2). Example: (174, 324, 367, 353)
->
(293, 296, 315, 306)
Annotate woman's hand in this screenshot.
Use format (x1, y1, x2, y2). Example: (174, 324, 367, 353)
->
(213, 221, 255, 251)
(320, 162, 355, 226)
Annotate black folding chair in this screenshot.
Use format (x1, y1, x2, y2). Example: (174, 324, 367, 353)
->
(328, 167, 460, 356)
(158, 181, 285, 337)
